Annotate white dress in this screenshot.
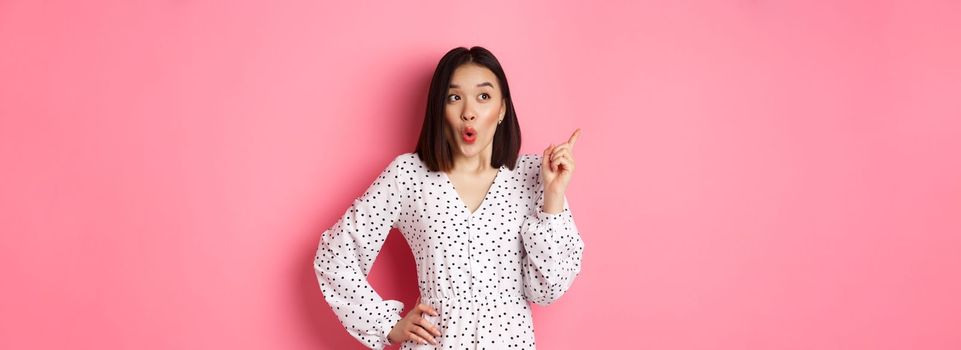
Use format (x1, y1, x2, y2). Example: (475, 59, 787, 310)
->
(312, 152, 585, 349)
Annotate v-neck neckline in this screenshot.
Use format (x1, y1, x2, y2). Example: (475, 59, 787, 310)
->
(441, 165, 504, 217)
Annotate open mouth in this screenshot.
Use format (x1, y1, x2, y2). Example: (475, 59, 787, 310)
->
(461, 127, 477, 143)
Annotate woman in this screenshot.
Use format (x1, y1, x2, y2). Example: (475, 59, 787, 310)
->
(313, 46, 585, 349)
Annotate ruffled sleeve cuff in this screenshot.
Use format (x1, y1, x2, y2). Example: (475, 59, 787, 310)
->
(377, 300, 404, 348)
(536, 209, 571, 221)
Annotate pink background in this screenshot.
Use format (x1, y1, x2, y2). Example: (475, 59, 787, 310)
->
(2, 1, 959, 349)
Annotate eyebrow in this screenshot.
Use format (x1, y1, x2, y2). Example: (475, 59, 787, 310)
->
(449, 82, 494, 89)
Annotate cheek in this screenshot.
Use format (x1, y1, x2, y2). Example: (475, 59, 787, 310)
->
(478, 104, 499, 121)
(444, 106, 457, 121)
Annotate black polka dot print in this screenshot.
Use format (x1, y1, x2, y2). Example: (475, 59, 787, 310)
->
(313, 152, 585, 349)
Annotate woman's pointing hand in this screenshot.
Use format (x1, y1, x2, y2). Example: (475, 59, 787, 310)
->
(541, 128, 581, 213)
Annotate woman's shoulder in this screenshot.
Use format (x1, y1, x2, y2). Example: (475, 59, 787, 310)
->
(510, 153, 545, 201)
(515, 153, 544, 174)
(393, 152, 419, 164)
(389, 152, 427, 175)
(518, 152, 543, 163)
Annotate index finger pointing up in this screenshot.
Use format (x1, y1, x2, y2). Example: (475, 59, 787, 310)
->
(568, 128, 582, 147)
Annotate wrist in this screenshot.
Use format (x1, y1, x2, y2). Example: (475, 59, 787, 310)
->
(541, 207, 563, 215)
(385, 319, 400, 345)
(541, 192, 564, 214)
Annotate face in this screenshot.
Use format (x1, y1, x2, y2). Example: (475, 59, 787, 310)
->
(444, 63, 506, 159)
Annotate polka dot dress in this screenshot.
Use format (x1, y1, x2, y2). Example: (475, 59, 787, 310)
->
(313, 152, 585, 349)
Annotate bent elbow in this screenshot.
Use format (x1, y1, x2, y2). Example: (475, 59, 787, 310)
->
(524, 270, 583, 306)
(525, 282, 570, 306)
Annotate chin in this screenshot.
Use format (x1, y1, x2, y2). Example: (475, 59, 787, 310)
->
(456, 141, 489, 156)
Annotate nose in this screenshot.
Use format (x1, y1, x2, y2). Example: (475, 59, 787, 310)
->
(460, 113, 476, 122)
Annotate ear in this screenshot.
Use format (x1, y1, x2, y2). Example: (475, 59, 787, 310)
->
(499, 100, 506, 119)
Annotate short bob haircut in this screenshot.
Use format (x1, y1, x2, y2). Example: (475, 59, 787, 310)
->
(415, 46, 521, 172)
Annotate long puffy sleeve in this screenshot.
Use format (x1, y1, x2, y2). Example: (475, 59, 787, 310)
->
(312, 155, 408, 349)
(519, 157, 586, 306)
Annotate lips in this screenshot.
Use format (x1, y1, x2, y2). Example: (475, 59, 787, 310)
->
(461, 126, 477, 143)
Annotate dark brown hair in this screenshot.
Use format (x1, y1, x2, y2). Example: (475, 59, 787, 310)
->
(415, 46, 521, 172)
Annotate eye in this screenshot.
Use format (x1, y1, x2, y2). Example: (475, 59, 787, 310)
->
(447, 94, 460, 103)
(479, 93, 491, 100)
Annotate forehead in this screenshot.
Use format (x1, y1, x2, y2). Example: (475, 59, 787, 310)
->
(449, 63, 498, 89)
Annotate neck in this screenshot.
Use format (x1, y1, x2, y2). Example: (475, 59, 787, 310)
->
(451, 143, 495, 174)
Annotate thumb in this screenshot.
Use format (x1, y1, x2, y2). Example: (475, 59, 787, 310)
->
(542, 144, 554, 171)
